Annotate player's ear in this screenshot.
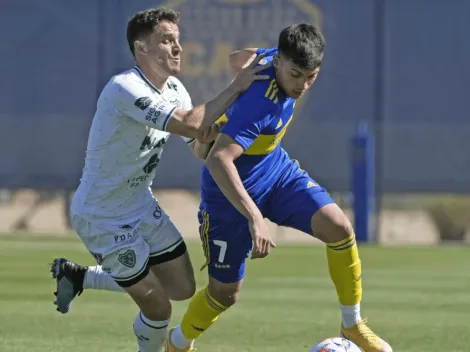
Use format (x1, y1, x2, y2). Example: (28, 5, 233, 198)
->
(134, 40, 147, 55)
(273, 54, 280, 68)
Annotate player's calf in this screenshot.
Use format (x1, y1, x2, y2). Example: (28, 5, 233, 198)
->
(169, 277, 242, 350)
(124, 269, 172, 352)
(309, 204, 392, 351)
(311, 204, 363, 326)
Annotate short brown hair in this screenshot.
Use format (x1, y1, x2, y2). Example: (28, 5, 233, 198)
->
(127, 7, 180, 57)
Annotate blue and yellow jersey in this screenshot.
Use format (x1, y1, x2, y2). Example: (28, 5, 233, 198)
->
(201, 48, 296, 200)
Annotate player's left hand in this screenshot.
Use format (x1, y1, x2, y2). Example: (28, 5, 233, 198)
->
(249, 216, 276, 259)
(197, 121, 226, 143)
(231, 53, 271, 92)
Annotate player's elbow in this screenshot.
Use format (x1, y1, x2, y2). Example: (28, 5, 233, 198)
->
(204, 149, 227, 170)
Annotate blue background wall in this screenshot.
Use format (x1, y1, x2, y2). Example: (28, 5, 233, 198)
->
(1, 0, 468, 192)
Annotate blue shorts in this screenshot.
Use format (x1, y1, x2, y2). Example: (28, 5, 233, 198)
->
(198, 160, 334, 283)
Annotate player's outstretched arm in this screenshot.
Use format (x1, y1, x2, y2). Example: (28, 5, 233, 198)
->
(111, 55, 269, 143)
(167, 53, 270, 142)
(205, 134, 276, 259)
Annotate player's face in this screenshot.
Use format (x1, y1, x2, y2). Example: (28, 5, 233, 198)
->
(144, 21, 182, 76)
(273, 55, 320, 99)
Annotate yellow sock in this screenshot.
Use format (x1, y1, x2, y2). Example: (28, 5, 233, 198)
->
(180, 286, 228, 340)
(326, 233, 362, 306)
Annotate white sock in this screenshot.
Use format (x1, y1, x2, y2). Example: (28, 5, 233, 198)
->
(340, 303, 362, 328)
(171, 324, 194, 349)
(133, 312, 170, 352)
(83, 266, 124, 292)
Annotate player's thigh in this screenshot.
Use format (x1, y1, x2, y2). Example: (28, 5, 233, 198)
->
(310, 203, 354, 244)
(150, 249, 195, 301)
(139, 203, 196, 301)
(267, 165, 335, 238)
(198, 203, 252, 286)
(71, 214, 171, 319)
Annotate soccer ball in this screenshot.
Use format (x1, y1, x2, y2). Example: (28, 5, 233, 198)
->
(310, 337, 361, 352)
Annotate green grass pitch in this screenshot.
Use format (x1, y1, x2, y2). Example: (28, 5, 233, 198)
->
(0, 235, 469, 351)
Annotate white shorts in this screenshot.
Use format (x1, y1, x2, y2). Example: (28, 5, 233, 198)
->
(71, 203, 185, 287)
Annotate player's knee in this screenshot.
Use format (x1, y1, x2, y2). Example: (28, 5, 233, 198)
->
(169, 276, 196, 301)
(208, 277, 243, 308)
(311, 204, 353, 244)
(140, 296, 172, 321)
(210, 288, 241, 308)
(124, 272, 172, 321)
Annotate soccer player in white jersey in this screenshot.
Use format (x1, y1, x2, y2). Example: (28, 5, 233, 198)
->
(50, 7, 269, 352)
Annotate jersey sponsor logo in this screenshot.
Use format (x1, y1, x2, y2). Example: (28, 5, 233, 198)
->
(128, 174, 151, 188)
(143, 154, 160, 174)
(135, 97, 152, 110)
(145, 104, 164, 122)
(140, 135, 167, 151)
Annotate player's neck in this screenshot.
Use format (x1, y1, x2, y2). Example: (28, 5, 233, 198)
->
(273, 67, 288, 98)
(135, 61, 169, 91)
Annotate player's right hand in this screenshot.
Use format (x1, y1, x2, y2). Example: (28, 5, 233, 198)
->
(249, 216, 276, 259)
(232, 52, 271, 92)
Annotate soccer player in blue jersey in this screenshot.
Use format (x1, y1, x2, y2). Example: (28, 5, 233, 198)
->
(166, 24, 392, 352)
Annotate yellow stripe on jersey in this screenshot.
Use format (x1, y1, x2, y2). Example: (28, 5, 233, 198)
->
(215, 113, 292, 156)
(244, 115, 293, 155)
(264, 78, 279, 104)
(265, 79, 275, 97)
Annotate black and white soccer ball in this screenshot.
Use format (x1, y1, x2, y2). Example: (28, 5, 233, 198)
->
(310, 337, 361, 352)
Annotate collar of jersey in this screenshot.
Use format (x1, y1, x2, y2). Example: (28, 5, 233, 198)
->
(133, 66, 162, 94)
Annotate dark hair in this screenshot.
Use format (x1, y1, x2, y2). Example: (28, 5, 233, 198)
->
(277, 23, 325, 69)
(127, 8, 180, 57)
